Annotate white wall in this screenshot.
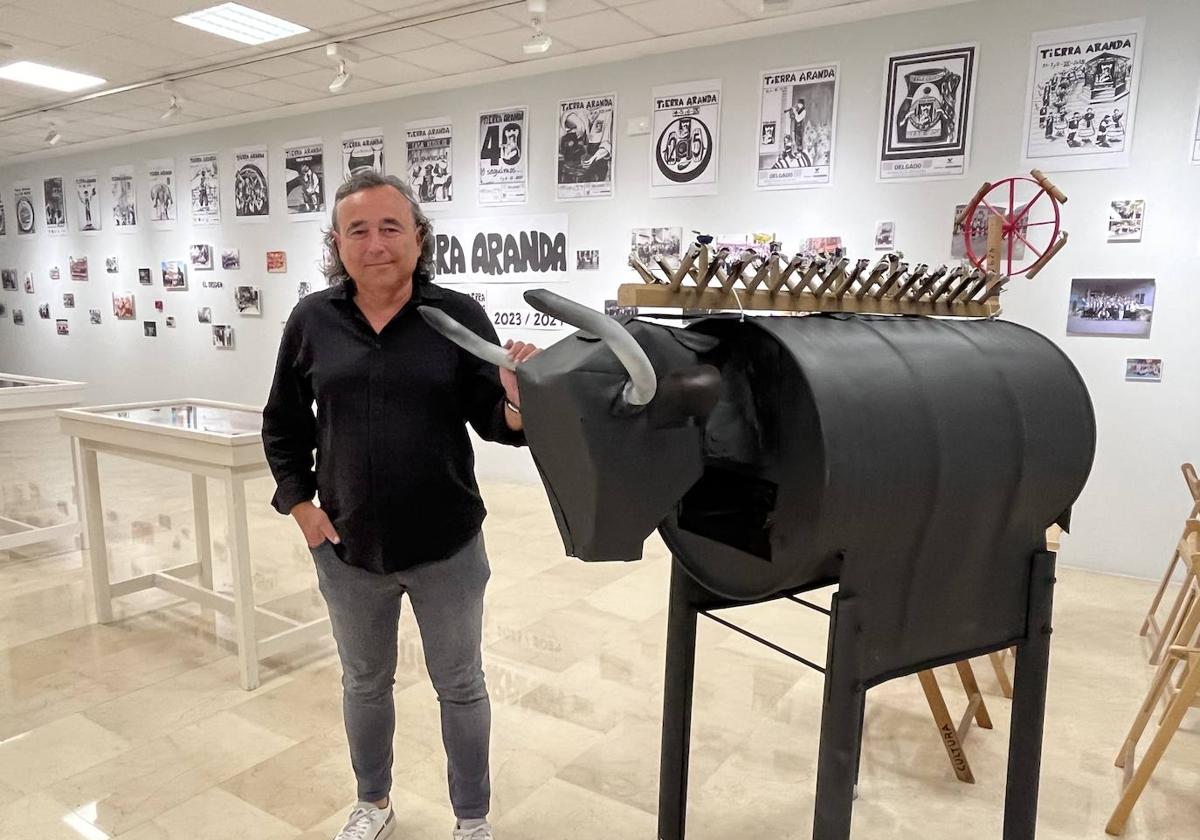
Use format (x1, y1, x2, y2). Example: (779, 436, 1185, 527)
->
(2, 0, 1198, 580)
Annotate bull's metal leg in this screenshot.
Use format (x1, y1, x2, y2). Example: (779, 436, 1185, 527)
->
(813, 594, 865, 840)
(1003, 550, 1057, 840)
(659, 559, 701, 840)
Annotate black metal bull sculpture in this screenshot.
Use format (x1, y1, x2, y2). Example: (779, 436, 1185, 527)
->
(421, 290, 1096, 840)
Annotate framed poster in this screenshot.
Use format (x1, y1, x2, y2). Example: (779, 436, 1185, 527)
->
(557, 93, 615, 200)
(405, 118, 453, 206)
(477, 107, 528, 206)
(651, 79, 721, 197)
(757, 64, 838, 189)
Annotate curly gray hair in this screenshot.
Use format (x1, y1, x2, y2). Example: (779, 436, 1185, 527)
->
(322, 170, 434, 286)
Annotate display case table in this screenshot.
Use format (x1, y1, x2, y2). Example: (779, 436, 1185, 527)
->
(0, 373, 87, 553)
(57, 398, 330, 690)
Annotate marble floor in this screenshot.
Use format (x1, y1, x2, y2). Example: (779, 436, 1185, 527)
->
(1, 418, 1197, 839)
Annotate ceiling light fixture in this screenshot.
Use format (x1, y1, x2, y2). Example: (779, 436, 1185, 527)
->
(329, 60, 350, 93)
(160, 94, 182, 121)
(0, 61, 105, 92)
(325, 44, 358, 94)
(522, 18, 552, 56)
(44, 124, 62, 146)
(173, 2, 309, 46)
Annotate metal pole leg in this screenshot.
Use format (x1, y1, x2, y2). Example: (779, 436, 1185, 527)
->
(813, 594, 865, 840)
(224, 471, 259, 690)
(1003, 551, 1057, 840)
(659, 559, 701, 840)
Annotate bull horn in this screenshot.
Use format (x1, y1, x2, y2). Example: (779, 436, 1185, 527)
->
(418, 306, 517, 372)
(523, 289, 657, 406)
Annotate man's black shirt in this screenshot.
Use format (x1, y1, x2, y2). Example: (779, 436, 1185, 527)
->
(262, 278, 525, 574)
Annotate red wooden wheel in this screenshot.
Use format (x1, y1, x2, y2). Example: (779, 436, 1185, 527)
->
(962, 176, 1062, 277)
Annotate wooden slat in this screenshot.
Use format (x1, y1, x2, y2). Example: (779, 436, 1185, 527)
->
(617, 284, 1000, 317)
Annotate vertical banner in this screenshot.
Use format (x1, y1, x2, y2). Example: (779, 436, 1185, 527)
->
(1022, 19, 1144, 172)
(342, 127, 385, 181)
(477, 107, 528, 207)
(232, 145, 269, 222)
(188, 153, 221, 224)
(43, 176, 67, 234)
(110, 165, 138, 231)
(283, 138, 326, 220)
(651, 79, 722, 198)
(147, 158, 177, 229)
(74, 172, 101, 234)
(557, 93, 615, 200)
(404, 118, 453, 206)
(13, 183, 36, 235)
(878, 43, 977, 180)
(757, 64, 839, 189)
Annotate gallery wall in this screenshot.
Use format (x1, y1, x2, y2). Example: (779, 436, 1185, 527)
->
(2, 0, 1199, 580)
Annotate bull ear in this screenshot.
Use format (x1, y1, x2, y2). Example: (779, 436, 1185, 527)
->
(524, 288, 657, 406)
(418, 306, 517, 372)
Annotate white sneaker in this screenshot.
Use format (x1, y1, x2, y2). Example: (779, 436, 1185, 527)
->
(333, 802, 395, 840)
(452, 820, 493, 840)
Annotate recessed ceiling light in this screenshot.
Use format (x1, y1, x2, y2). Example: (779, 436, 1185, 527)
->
(0, 61, 105, 92)
(173, 2, 309, 46)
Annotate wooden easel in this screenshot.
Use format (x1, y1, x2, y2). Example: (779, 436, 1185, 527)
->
(1139, 463, 1200, 665)
(1108, 520, 1200, 835)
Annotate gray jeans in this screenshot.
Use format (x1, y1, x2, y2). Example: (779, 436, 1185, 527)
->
(312, 532, 491, 818)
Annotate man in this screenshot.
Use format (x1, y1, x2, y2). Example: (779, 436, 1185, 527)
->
(263, 171, 537, 840)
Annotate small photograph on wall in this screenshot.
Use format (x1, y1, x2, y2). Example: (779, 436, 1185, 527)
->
(234, 286, 261, 316)
(1066, 277, 1154, 338)
(951, 203, 1028, 260)
(221, 249, 240, 270)
(13, 309, 24, 325)
(162, 260, 188, 291)
(105, 256, 119, 273)
(24, 274, 34, 294)
(1107, 199, 1144, 242)
(557, 95, 615, 200)
(1125, 357, 1162, 382)
(154, 300, 164, 313)
(874, 221, 896, 250)
(56, 319, 69, 335)
(631, 227, 682, 263)
(297, 281, 311, 300)
(1, 269, 16, 290)
(70, 257, 89, 282)
(89, 309, 101, 325)
(266, 250, 287, 273)
(38, 303, 50, 319)
(143, 321, 157, 337)
(62, 293, 75, 309)
(49, 266, 60, 280)
(112, 293, 136, 320)
(166, 316, 176, 328)
(138, 268, 152, 285)
(878, 43, 977, 180)
(803, 236, 844, 256)
(576, 250, 600, 271)
(197, 306, 212, 324)
(0, 303, 5, 317)
(190, 243, 213, 270)
(212, 324, 235, 349)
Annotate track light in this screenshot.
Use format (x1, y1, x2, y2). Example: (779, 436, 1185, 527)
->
(44, 125, 61, 146)
(325, 43, 358, 94)
(526, 0, 547, 13)
(329, 59, 350, 93)
(522, 18, 552, 55)
(160, 94, 182, 121)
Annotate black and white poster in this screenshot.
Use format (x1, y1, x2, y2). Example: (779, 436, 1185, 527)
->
(43, 177, 67, 234)
(283, 138, 325, 219)
(557, 93, 615, 201)
(189, 153, 221, 225)
(110, 165, 137, 231)
(430, 214, 568, 284)
(651, 79, 721, 197)
(1021, 19, 1144, 172)
(14, 182, 36, 236)
(478, 107, 528, 206)
(147, 158, 177, 229)
(757, 64, 838, 189)
(878, 43, 977, 180)
(74, 172, 101, 234)
(233, 145, 269, 222)
(405, 118, 453, 205)
(0, 192, 6, 237)
(342, 127, 385, 181)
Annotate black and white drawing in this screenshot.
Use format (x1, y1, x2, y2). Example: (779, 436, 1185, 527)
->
(0, 269, 15, 290)
(1066, 277, 1154, 338)
(38, 303, 50, 320)
(758, 64, 838, 189)
(557, 94, 615, 200)
(1108, 199, 1145, 242)
(74, 172, 101, 233)
(190, 244, 213, 269)
(297, 281, 312, 300)
(576, 249, 600, 271)
(23, 273, 34, 293)
(43, 177, 67, 234)
(166, 316, 176, 329)
(143, 321, 157, 337)
(12, 309, 24, 325)
(70, 257, 88, 282)
(56, 319, 69, 336)
(651, 80, 721, 197)
(1022, 19, 1144, 172)
(212, 324, 235, 349)
(878, 43, 977, 180)
(342, 128, 385, 181)
(189, 153, 221, 224)
(478, 108, 528, 206)
(405, 119, 453, 205)
(284, 138, 326, 218)
(161, 260, 188, 291)
(138, 268, 152, 285)
(234, 285, 261, 316)
(874, 221, 896, 250)
(197, 306, 212, 324)
(110, 165, 137, 230)
(631, 227, 683, 263)
(89, 309, 101, 325)
(105, 256, 118, 274)
(62, 293, 75, 309)
(147, 159, 176, 227)
(232, 146, 269, 221)
(14, 183, 37, 235)
(0, 192, 6, 236)
(221, 249, 240, 270)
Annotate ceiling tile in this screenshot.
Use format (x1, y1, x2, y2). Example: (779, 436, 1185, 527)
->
(420, 9, 519, 39)
(318, 13, 395, 36)
(459, 27, 579, 64)
(198, 66, 272, 88)
(111, 0, 215, 15)
(231, 79, 318, 105)
(180, 86, 286, 112)
(543, 9, 652, 50)
(238, 55, 318, 80)
(402, 41, 505, 74)
(245, 0, 382, 30)
(620, 0, 746, 34)
(0, 7, 104, 47)
(349, 24, 446, 56)
(351, 55, 438, 85)
(496, 0, 605, 25)
(12, 0, 149, 35)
